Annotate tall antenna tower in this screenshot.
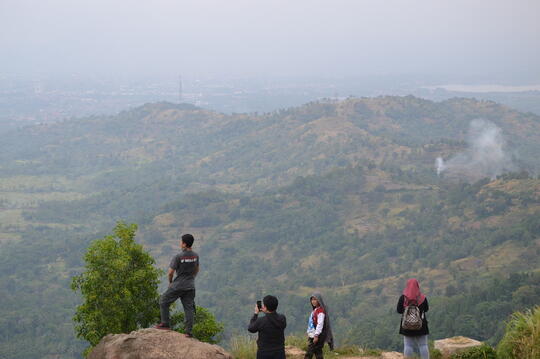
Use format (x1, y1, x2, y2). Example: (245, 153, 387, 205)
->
(178, 75, 183, 103)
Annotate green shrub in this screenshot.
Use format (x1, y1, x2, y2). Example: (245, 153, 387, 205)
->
(451, 344, 496, 359)
(497, 306, 540, 359)
(429, 340, 443, 359)
(170, 306, 224, 344)
(430, 348, 443, 359)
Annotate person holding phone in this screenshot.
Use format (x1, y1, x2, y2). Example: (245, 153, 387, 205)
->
(248, 295, 287, 359)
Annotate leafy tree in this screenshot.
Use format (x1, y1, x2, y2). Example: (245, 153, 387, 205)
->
(170, 305, 224, 344)
(71, 222, 162, 351)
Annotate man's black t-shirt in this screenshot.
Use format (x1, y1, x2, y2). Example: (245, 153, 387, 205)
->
(169, 249, 199, 290)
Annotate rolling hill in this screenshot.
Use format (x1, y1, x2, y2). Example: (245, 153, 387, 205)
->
(0, 96, 539, 358)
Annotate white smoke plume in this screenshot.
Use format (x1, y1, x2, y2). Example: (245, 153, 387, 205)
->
(436, 119, 515, 180)
(435, 157, 446, 176)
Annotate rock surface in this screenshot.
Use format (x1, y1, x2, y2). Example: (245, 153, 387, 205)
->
(434, 336, 483, 357)
(88, 328, 233, 359)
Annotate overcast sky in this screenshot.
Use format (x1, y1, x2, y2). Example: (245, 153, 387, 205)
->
(1, 0, 539, 81)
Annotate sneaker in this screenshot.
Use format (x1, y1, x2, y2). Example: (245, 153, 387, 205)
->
(154, 323, 171, 330)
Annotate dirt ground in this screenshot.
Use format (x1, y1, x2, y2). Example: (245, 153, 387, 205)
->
(285, 346, 404, 359)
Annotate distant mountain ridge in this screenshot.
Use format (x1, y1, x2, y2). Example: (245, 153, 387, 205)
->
(1, 96, 539, 181)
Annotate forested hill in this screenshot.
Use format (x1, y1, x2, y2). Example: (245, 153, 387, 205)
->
(1, 96, 539, 183)
(0, 96, 539, 358)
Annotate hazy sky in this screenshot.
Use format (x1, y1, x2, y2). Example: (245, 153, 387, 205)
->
(1, 0, 539, 80)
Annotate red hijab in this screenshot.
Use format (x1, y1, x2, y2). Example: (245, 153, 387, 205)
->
(403, 278, 426, 306)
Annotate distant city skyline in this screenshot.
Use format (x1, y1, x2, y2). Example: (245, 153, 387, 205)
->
(2, 73, 540, 135)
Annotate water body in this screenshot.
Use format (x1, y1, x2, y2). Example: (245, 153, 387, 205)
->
(424, 84, 540, 93)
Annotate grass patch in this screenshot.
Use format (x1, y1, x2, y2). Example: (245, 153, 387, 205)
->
(497, 306, 540, 359)
(334, 345, 382, 356)
(229, 335, 257, 359)
(285, 334, 308, 351)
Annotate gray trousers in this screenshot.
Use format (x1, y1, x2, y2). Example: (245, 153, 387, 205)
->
(160, 287, 195, 334)
(304, 337, 324, 359)
(404, 335, 429, 359)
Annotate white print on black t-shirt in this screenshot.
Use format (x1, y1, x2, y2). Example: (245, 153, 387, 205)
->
(180, 257, 198, 263)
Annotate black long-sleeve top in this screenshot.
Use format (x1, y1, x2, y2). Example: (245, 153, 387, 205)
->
(248, 312, 287, 353)
(397, 295, 429, 336)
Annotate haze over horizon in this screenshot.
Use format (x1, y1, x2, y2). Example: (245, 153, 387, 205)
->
(2, 0, 539, 82)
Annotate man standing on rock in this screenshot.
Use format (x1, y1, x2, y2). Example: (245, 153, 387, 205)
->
(155, 233, 199, 337)
(248, 295, 287, 359)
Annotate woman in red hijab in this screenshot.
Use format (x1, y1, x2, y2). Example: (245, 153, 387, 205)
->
(396, 278, 430, 359)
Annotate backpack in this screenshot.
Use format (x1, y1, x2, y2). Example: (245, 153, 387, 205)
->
(401, 303, 423, 330)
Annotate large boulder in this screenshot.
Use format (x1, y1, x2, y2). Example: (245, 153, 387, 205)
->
(434, 336, 483, 357)
(88, 328, 233, 359)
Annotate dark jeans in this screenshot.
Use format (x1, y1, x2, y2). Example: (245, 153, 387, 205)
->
(160, 287, 195, 334)
(257, 349, 286, 359)
(304, 337, 324, 359)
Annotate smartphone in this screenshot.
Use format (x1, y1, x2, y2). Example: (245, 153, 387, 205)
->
(256, 300, 262, 310)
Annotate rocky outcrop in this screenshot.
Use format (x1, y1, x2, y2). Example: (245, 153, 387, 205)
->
(434, 336, 483, 357)
(87, 328, 233, 359)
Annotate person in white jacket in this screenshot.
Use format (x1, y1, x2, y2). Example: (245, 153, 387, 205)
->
(304, 293, 334, 359)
